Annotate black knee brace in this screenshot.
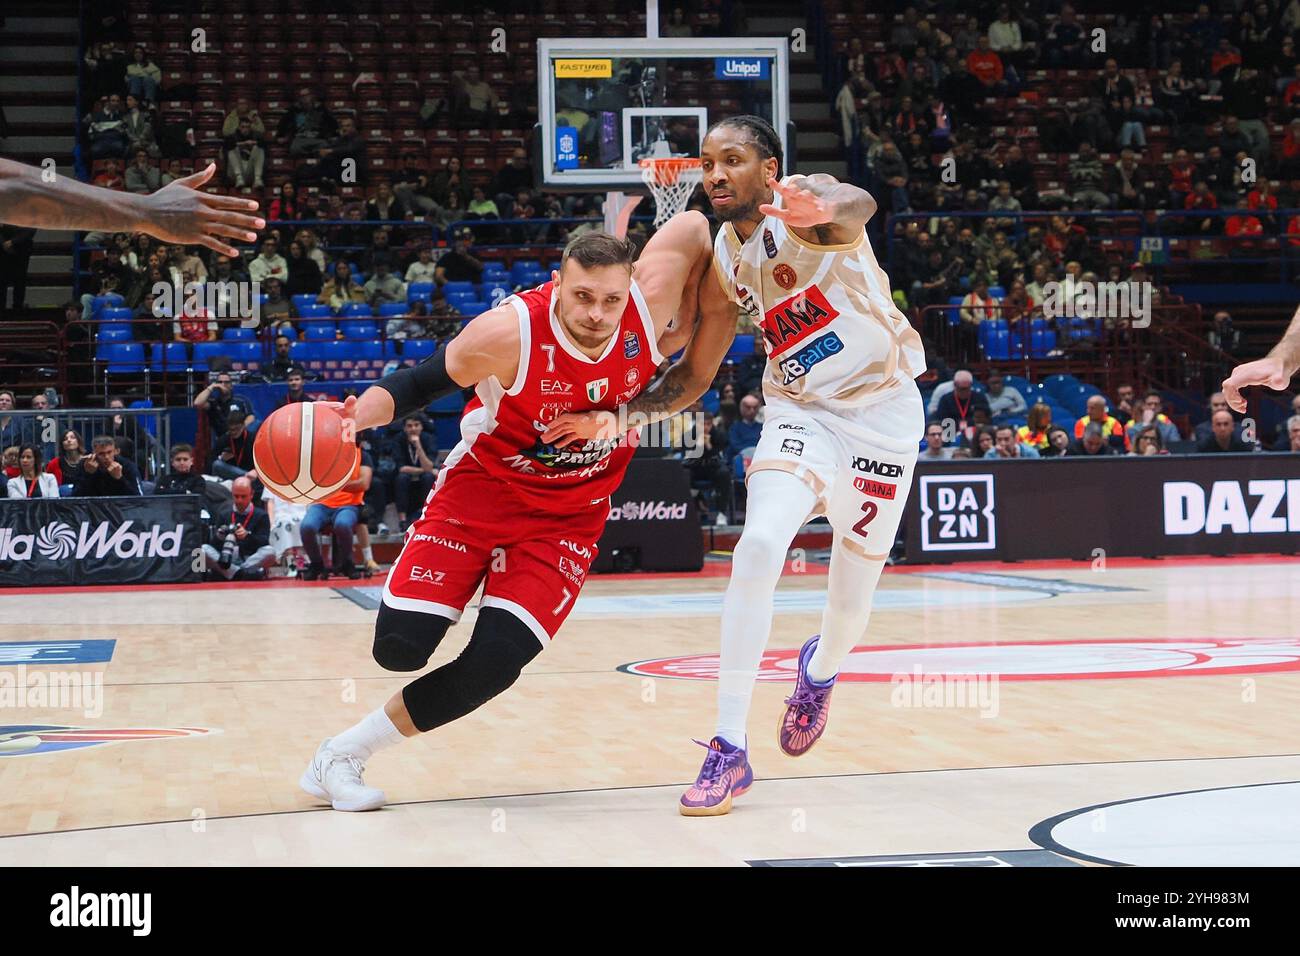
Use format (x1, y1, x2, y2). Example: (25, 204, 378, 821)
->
(401, 606, 543, 732)
(373, 603, 453, 672)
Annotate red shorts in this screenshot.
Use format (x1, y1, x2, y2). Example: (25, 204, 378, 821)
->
(381, 452, 607, 643)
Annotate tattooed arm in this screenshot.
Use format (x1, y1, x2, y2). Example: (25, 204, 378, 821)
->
(0, 159, 263, 257)
(761, 173, 875, 246)
(540, 264, 739, 444)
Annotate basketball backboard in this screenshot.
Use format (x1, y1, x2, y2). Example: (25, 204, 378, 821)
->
(536, 36, 791, 192)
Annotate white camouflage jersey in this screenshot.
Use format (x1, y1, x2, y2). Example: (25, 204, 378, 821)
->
(712, 175, 926, 406)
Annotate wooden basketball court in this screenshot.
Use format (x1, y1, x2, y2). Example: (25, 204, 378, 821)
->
(2, 555, 1298, 866)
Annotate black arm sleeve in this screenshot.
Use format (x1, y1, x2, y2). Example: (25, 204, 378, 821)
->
(374, 348, 462, 421)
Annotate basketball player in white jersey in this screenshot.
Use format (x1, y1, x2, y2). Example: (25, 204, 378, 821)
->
(544, 115, 926, 815)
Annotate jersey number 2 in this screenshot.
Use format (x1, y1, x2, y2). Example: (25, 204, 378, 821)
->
(853, 501, 879, 537)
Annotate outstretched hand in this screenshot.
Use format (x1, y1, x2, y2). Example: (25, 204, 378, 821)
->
(139, 164, 265, 257)
(1222, 357, 1294, 413)
(757, 176, 832, 228)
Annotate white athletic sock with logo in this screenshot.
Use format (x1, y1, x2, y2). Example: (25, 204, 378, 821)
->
(330, 708, 405, 762)
(807, 540, 885, 683)
(361, 545, 375, 562)
(716, 469, 819, 750)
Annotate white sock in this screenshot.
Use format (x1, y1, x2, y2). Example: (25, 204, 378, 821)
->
(807, 541, 886, 683)
(329, 707, 405, 762)
(716, 470, 818, 750)
(361, 545, 374, 561)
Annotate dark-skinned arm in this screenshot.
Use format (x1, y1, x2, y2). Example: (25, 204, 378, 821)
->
(540, 266, 738, 444)
(761, 173, 876, 246)
(0, 159, 263, 257)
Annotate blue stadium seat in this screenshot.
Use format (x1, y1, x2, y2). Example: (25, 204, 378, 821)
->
(222, 327, 255, 340)
(727, 334, 756, 362)
(401, 339, 438, 361)
(96, 327, 133, 343)
(408, 291, 433, 306)
(225, 342, 261, 366)
(290, 341, 325, 362)
(91, 293, 125, 317)
(521, 271, 548, 288)
(429, 392, 465, 414)
(984, 329, 1011, 361)
(1003, 374, 1032, 395)
(701, 388, 721, 415)
(303, 322, 337, 340)
(408, 281, 436, 298)
(297, 302, 332, 319)
(291, 294, 318, 314)
(193, 342, 226, 367)
(1030, 328, 1057, 359)
(378, 302, 409, 317)
(100, 306, 134, 324)
(98, 342, 145, 372)
(458, 300, 490, 316)
(988, 286, 1006, 298)
(340, 302, 373, 317)
(341, 320, 378, 339)
(444, 290, 476, 305)
(149, 342, 187, 370)
(482, 282, 512, 306)
(1041, 373, 1082, 400)
(319, 340, 381, 364)
(442, 281, 475, 296)
(509, 260, 540, 284)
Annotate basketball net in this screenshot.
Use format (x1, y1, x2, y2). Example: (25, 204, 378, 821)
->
(638, 155, 703, 229)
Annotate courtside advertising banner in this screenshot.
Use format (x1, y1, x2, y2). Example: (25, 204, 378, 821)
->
(594, 457, 703, 572)
(0, 496, 203, 587)
(906, 453, 1300, 563)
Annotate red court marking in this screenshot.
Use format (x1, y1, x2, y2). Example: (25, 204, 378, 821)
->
(622, 637, 1300, 683)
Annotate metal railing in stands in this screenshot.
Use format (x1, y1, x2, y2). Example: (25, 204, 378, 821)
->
(917, 302, 1215, 396)
(76, 213, 659, 280)
(887, 209, 1300, 285)
(0, 322, 65, 397)
(0, 408, 171, 484)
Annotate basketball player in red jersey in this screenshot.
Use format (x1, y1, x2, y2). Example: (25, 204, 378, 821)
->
(299, 222, 717, 811)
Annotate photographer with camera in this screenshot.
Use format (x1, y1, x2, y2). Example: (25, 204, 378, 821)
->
(201, 476, 273, 581)
(193, 369, 255, 440)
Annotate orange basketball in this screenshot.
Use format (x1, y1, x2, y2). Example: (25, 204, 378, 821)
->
(253, 403, 358, 503)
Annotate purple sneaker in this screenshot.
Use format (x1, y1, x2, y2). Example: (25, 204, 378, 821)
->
(679, 736, 754, 816)
(779, 635, 836, 757)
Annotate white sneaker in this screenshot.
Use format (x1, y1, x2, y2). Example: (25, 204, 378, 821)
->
(299, 738, 386, 811)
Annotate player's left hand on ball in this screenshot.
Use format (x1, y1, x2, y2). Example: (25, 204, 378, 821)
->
(140, 163, 265, 258)
(541, 410, 618, 445)
(758, 176, 831, 227)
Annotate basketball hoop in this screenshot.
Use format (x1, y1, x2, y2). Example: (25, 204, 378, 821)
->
(638, 157, 703, 228)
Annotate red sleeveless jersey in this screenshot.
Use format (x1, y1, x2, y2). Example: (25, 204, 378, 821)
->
(449, 279, 663, 508)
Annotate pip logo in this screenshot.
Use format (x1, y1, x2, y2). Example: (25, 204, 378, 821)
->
(918, 474, 996, 551)
(780, 438, 804, 456)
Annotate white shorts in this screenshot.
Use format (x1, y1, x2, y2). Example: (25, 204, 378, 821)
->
(749, 380, 924, 560)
